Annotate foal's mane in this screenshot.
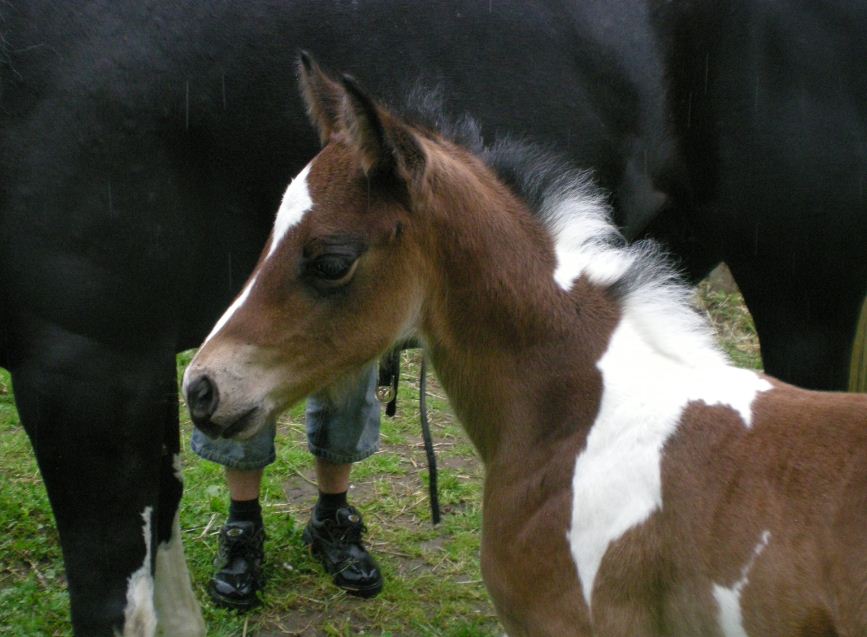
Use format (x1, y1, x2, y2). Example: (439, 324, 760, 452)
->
(400, 88, 728, 368)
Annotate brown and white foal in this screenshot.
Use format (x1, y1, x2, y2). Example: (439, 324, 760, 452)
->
(184, 56, 867, 636)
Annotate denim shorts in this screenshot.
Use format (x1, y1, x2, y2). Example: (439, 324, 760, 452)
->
(190, 365, 381, 469)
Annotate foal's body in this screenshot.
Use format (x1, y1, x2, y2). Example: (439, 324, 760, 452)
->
(408, 159, 867, 636)
(186, 59, 867, 636)
(482, 371, 867, 635)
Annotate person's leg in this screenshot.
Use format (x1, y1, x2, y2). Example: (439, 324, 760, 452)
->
(191, 423, 275, 610)
(226, 468, 264, 501)
(225, 468, 264, 527)
(315, 459, 351, 493)
(313, 458, 351, 516)
(304, 365, 383, 597)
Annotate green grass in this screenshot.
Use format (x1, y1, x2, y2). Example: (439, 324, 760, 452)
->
(0, 372, 69, 635)
(0, 284, 760, 636)
(695, 281, 763, 371)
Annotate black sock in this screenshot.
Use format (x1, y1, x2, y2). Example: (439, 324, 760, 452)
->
(228, 498, 263, 526)
(315, 491, 348, 519)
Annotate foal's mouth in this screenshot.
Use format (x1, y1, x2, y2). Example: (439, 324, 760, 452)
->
(193, 406, 260, 440)
(220, 407, 260, 439)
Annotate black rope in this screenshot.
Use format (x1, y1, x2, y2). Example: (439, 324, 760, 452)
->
(377, 346, 441, 525)
(418, 356, 441, 525)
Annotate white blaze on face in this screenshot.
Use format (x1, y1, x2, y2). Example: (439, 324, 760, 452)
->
(202, 162, 314, 345)
(201, 275, 259, 345)
(123, 507, 157, 637)
(714, 530, 772, 637)
(267, 162, 313, 259)
(566, 315, 772, 612)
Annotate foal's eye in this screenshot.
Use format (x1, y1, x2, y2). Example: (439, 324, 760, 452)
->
(302, 236, 366, 290)
(306, 255, 358, 285)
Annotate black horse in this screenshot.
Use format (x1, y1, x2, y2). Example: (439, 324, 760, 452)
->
(1, 1, 864, 634)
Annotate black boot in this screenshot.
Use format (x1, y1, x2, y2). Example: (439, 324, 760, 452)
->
(302, 505, 383, 598)
(208, 520, 266, 610)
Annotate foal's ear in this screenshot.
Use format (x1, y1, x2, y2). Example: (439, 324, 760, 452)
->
(339, 75, 426, 187)
(297, 51, 344, 145)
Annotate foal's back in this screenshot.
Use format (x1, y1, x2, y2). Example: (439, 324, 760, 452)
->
(667, 383, 867, 635)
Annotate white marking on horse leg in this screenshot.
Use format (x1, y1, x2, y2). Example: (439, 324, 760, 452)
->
(567, 317, 772, 611)
(171, 452, 184, 483)
(154, 511, 206, 637)
(714, 530, 771, 637)
(122, 507, 157, 637)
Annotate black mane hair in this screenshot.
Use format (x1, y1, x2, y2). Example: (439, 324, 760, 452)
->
(397, 87, 724, 366)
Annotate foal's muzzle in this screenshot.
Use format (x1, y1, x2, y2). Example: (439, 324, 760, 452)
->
(184, 373, 263, 439)
(186, 375, 229, 438)
(187, 375, 219, 424)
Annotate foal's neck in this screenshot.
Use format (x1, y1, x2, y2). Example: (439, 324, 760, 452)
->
(417, 167, 621, 466)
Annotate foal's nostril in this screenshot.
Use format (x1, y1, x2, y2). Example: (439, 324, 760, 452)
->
(187, 375, 219, 423)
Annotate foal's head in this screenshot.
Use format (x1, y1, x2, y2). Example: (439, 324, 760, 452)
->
(184, 54, 462, 438)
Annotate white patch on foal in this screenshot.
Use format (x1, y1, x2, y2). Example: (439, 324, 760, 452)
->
(567, 316, 772, 611)
(547, 179, 726, 370)
(203, 163, 313, 345)
(538, 169, 773, 616)
(123, 507, 157, 637)
(545, 184, 635, 290)
(713, 530, 772, 637)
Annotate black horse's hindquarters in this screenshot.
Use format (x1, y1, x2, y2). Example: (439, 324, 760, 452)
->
(1, 0, 865, 634)
(657, 0, 867, 390)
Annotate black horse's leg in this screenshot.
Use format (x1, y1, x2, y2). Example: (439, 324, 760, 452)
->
(8, 322, 203, 636)
(731, 263, 864, 391)
(153, 384, 205, 636)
